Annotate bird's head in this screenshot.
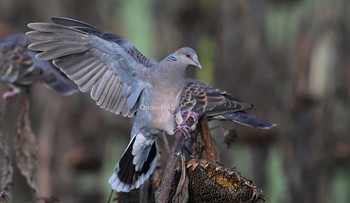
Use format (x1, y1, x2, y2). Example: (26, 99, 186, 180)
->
(165, 47, 202, 69)
(177, 47, 202, 69)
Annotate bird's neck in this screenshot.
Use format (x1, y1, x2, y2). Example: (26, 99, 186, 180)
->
(159, 60, 186, 79)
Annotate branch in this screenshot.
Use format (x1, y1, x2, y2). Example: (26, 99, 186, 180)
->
(200, 115, 216, 162)
(155, 116, 196, 203)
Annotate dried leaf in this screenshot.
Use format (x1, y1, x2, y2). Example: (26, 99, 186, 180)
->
(0, 141, 13, 196)
(152, 166, 163, 188)
(187, 157, 199, 170)
(0, 191, 10, 203)
(0, 98, 14, 199)
(222, 128, 237, 148)
(15, 97, 37, 192)
(172, 154, 189, 203)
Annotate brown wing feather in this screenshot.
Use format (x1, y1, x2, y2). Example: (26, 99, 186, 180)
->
(180, 78, 254, 118)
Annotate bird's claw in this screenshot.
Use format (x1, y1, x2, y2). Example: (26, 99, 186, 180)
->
(183, 111, 199, 123)
(182, 111, 199, 131)
(174, 125, 191, 139)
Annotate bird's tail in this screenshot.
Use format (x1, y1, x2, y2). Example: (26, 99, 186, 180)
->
(218, 112, 276, 129)
(108, 133, 158, 192)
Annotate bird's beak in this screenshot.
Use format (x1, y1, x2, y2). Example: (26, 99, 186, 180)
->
(191, 54, 202, 69)
(196, 62, 202, 69)
(194, 59, 202, 69)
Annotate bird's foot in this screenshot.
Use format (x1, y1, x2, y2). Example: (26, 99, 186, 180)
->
(2, 87, 20, 100)
(173, 111, 199, 138)
(183, 111, 199, 130)
(174, 125, 191, 139)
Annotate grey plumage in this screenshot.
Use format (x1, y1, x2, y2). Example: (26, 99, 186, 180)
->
(27, 17, 275, 193)
(27, 17, 202, 192)
(0, 34, 78, 96)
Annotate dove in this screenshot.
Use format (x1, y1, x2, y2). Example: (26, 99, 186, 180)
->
(27, 17, 202, 192)
(27, 17, 275, 192)
(0, 34, 78, 98)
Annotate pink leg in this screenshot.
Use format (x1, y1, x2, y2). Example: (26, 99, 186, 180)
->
(173, 125, 191, 139)
(173, 111, 199, 139)
(2, 87, 20, 100)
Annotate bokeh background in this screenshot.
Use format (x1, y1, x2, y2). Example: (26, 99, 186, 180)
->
(1, 0, 350, 202)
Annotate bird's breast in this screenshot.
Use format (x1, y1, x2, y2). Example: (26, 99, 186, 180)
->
(147, 85, 183, 134)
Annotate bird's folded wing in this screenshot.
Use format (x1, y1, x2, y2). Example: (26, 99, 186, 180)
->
(27, 17, 154, 117)
(180, 78, 254, 117)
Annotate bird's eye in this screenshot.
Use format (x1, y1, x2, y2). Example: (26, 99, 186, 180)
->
(186, 54, 191, 58)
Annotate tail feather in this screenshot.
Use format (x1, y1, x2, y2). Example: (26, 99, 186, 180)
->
(216, 112, 276, 129)
(108, 133, 158, 192)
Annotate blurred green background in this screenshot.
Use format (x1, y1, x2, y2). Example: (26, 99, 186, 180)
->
(1, 0, 350, 202)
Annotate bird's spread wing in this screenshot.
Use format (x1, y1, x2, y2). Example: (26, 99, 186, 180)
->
(27, 17, 154, 117)
(48, 17, 157, 67)
(180, 78, 254, 118)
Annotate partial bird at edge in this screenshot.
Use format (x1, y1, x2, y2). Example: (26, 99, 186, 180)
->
(0, 33, 79, 98)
